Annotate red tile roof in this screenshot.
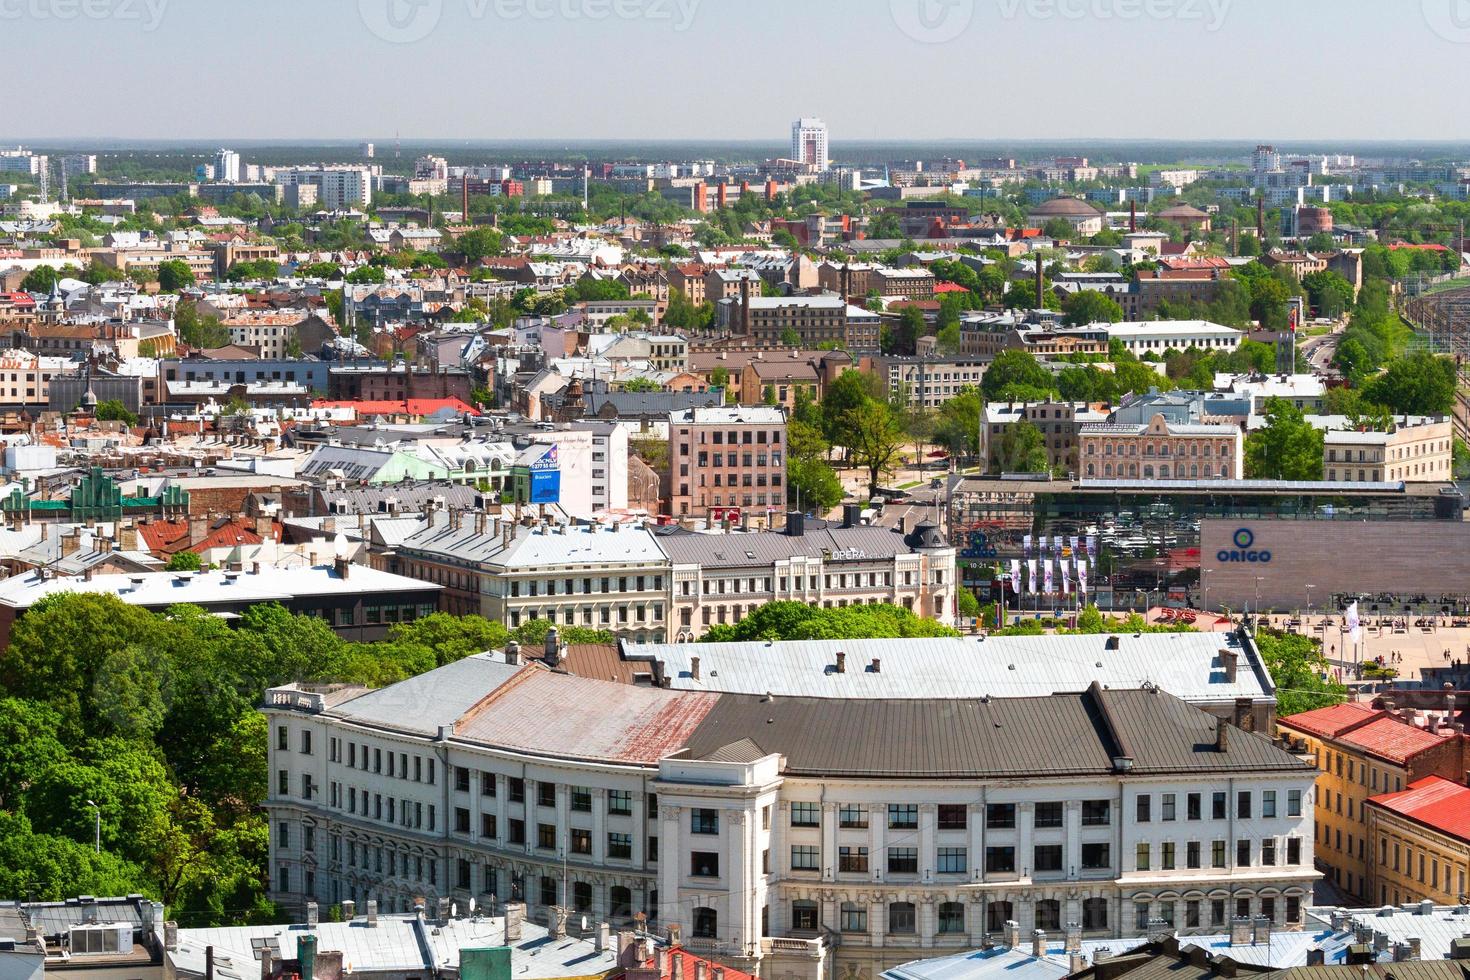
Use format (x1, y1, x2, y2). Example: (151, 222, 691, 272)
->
(933, 282, 971, 294)
(1368, 776, 1470, 840)
(1389, 243, 1450, 251)
(1279, 702, 1453, 763)
(618, 947, 759, 980)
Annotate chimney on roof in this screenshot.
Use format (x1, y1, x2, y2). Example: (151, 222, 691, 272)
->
(1031, 930, 1046, 959)
(835, 651, 846, 673)
(785, 510, 805, 537)
(1229, 916, 1251, 947)
(1222, 648, 1238, 683)
(871, 657, 881, 673)
(365, 900, 378, 926)
(1004, 920, 1020, 950)
(690, 655, 701, 681)
(260, 946, 274, 980)
(1035, 251, 1045, 309)
(505, 640, 521, 665)
(739, 277, 751, 336)
(305, 901, 318, 927)
(504, 902, 525, 942)
(1216, 717, 1230, 753)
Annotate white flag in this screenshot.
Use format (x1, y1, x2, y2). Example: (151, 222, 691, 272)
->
(1078, 562, 1089, 594)
(1061, 563, 1070, 595)
(1010, 560, 1021, 597)
(1028, 558, 1038, 594)
(1044, 561, 1054, 594)
(1346, 601, 1361, 645)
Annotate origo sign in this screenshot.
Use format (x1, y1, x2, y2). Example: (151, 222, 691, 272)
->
(1216, 528, 1272, 564)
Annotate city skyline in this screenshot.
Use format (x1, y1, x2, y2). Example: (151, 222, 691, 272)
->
(5, 0, 1470, 142)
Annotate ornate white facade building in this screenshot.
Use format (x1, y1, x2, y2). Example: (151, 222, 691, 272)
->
(262, 633, 1316, 980)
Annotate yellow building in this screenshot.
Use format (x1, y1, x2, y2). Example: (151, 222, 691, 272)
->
(1365, 776, 1470, 907)
(1276, 702, 1468, 904)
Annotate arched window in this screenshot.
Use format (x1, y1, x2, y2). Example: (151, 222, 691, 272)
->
(692, 906, 717, 939)
(1143, 465, 1155, 479)
(572, 881, 592, 913)
(1191, 464, 1198, 478)
(1083, 897, 1108, 930)
(889, 902, 916, 934)
(609, 886, 632, 921)
(1158, 464, 1169, 478)
(1221, 464, 1230, 478)
(987, 901, 1013, 932)
(1203, 463, 1213, 477)
(1036, 899, 1061, 931)
(938, 902, 965, 934)
(1129, 463, 1138, 477)
(1086, 463, 1095, 477)
(1104, 463, 1113, 476)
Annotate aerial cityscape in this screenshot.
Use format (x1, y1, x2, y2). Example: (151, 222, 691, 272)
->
(7, 4, 1470, 980)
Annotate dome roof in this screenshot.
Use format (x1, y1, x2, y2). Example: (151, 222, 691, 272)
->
(1029, 197, 1100, 217)
(1158, 204, 1209, 217)
(904, 520, 950, 550)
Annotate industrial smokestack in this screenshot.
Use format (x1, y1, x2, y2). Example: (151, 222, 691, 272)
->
(461, 177, 469, 224)
(1257, 197, 1265, 240)
(1035, 254, 1044, 309)
(739, 277, 752, 335)
(1129, 200, 1137, 233)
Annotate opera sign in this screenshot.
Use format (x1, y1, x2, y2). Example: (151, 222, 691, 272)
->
(1218, 528, 1272, 564)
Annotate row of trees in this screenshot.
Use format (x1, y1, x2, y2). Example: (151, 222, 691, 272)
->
(0, 595, 609, 919)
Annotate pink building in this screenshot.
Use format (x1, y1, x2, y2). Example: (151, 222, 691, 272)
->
(669, 406, 787, 525)
(1079, 413, 1243, 481)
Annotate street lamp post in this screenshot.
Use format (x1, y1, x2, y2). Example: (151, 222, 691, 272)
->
(86, 799, 100, 854)
(1305, 584, 1316, 632)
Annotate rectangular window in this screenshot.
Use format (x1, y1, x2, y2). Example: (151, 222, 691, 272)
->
(791, 802, 820, 827)
(1076, 840, 1105, 869)
(570, 828, 592, 855)
(937, 847, 967, 874)
(1034, 844, 1063, 873)
(1262, 838, 1276, 866)
(1237, 791, 1252, 819)
(985, 803, 1016, 829)
(1287, 838, 1301, 865)
(1034, 802, 1063, 828)
(691, 808, 719, 835)
(1187, 793, 1202, 821)
(838, 846, 869, 873)
(608, 833, 632, 860)
(791, 845, 820, 871)
(985, 846, 1016, 873)
(1287, 789, 1303, 817)
(1263, 790, 1277, 818)
(1212, 792, 1227, 820)
(481, 813, 497, 839)
(841, 904, 867, 932)
(1136, 795, 1151, 823)
(608, 790, 632, 815)
(1213, 839, 1227, 868)
(538, 823, 556, 850)
(1187, 841, 1201, 869)
(1161, 841, 1176, 870)
(691, 852, 720, 877)
(937, 804, 967, 830)
(537, 782, 556, 808)
(887, 847, 918, 874)
(839, 805, 868, 829)
(1161, 794, 1176, 821)
(570, 787, 592, 812)
(508, 819, 525, 845)
(889, 804, 919, 830)
(1135, 842, 1150, 871)
(1082, 800, 1110, 827)
(1237, 839, 1252, 867)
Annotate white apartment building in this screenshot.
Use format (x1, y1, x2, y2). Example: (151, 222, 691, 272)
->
(276, 166, 373, 208)
(262, 634, 1315, 980)
(791, 118, 830, 171)
(1106, 321, 1243, 356)
(659, 512, 957, 641)
(0, 147, 45, 176)
(214, 148, 241, 183)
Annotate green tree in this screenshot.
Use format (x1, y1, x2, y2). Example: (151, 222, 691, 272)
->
(1258, 629, 1346, 716)
(156, 259, 196, 293)
(993, 419, 1050, 474)
(788, 457, 845, 513)
(457, 227, 504, 262)
(1062, 290, 1124, 326)
(165, 552, 202, 572)
(700, 601, 959, 642)
(345, 265, 386, 285)
(981, 350, 1056, 402)
(1245, 398, 1324, 480)
(21, 265, 80, 293)
(93, 400, 138, 426)
(843, 398, 907, 497)
(1363, 353, 1457, 416)
(956, 588, 981, 620)
(820, 370, 886, 452)
(173, 302, 230, 349)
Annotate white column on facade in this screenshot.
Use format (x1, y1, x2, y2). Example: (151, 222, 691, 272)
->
(1019, 802, 1035, 878)
(660, 805, 680, 930)
(920, 804, 937, 882)
(822, 803, 838, 882)
(1065, 800, 1082, 879)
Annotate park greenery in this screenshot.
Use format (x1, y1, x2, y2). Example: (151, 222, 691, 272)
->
(0, 595, 609, 920)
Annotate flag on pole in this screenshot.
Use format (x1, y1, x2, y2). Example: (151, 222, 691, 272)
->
(1061, 563, 1070, 595)
(1010, 559, 1021, 597)
(1078, 561, 1088, 594)
(1288, 305, 1299, 334)
(1023, 534, 1032, 556)
(1027, 559, 1038, 594)
(1346, 601, 1361, 645)
(1044, 561, 1054, 594)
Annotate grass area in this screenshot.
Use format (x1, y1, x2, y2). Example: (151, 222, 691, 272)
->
(896, 480, 923, 490)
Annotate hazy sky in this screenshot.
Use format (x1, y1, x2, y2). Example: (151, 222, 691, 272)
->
(6, 0, 1469, 142)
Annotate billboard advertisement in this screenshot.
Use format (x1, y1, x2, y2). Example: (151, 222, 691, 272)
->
(528, 445, 561, 505)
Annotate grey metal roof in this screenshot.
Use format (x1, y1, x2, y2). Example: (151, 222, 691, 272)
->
(622, 632, 1269, 704)
(332, 654, 523, 736)
(1077, 479, 1405, 492)
(682, 686, 1307, 778)
(655, 523, 927, 567)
